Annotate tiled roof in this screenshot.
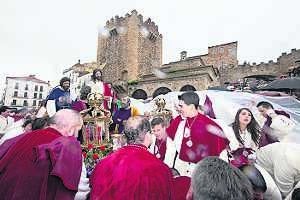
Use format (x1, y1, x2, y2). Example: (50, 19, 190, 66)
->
(6, 75, 49, 84)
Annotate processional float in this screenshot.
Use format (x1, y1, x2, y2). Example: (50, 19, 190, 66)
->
(80, 92, 113, 175)
(81, 92, 112, 146)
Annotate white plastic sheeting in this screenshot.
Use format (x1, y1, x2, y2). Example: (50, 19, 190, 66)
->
(130, 90, 300, 143)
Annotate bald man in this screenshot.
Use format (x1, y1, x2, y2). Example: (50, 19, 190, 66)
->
(0, 109, 84, 200)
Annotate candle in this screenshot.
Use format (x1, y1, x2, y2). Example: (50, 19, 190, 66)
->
(99, 126, 102, 143)
(85, 125, 89, 145)
(94, 125, 98, 145)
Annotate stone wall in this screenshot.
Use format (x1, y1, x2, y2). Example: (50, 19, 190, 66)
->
(97, 10, 162, 83)
(132, 73, 213, 97)
(201, 41, 238, 69)
(220, 48, 300, 84)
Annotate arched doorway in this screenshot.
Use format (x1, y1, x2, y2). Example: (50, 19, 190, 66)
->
(131, 89, 148, 100)
(180, 85, 196, 92)
(152, 87, 172, 98)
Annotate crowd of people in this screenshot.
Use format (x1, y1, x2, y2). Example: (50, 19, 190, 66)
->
(0, 68, 299, 200)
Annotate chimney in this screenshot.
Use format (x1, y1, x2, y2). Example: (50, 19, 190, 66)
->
(180, 51, 187, 60)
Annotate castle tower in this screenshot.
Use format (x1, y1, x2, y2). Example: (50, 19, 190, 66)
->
(97, 10, 163, 83)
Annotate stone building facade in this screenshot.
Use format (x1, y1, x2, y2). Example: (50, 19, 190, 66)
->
(219, 48, 300, 84)
(97, 10, 162, 84)
(3, 75, 50, 108)
(97, 10, 230, 98)
(65, 10, 300, 99)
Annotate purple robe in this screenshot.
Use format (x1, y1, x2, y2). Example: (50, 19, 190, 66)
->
(0, 128, 82, 200)
(71, 100, 87, 112)
(259, 110, 290, 147)
(112, 108, 132, 133)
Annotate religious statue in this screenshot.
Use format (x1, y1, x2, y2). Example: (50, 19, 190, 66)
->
(81, 92, 112, 146)
(150, 97, 172, 125)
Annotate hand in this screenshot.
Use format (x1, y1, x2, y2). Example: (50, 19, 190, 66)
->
(266, 109, 276, 117)
(247, 153, 257, 162)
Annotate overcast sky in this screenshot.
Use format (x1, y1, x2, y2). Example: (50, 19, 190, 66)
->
(1, 0, 300, 89)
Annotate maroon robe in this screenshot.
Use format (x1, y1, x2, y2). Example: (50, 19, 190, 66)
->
(0, 127, 82, 200)
(173, 176, 191, 200)
(90, 144, 174, 200)
(103, 82, 113, 110)
(154, 138, 167, 161)
(259, 110, 289, 147)
(167, 113, 228, 163)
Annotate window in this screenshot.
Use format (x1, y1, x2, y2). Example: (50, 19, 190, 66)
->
(40, 86, 43, 92)
(109, 28, 118, 37)
(38, 101, 42, 106)
(35, 85, 38, 91)
(219, 47, 224, 53)
(23, 100, 28, 106)
(148, 32, 157, 42)
(34, 93, 37, 98)
(12, 99, 17, 105)
(24, 92, 28, 98)
(13, 91, 18, 97)
(14, 83, 19, 89)
(39, 93, 43, 99)
(121, 70, 128, 81)
(25, 84, 28, 90)
(33, 100, 36, 106)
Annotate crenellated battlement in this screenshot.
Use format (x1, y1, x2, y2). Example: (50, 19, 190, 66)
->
(234, 47, 300, 74)
(278, 48, 300, 59)
(239, 60, 276, 69)
(103, 10, 161, 36)
(97, 10, 163, 83)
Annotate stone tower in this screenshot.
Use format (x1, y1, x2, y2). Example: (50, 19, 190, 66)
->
(97, 10, 163, 83)
(201, 41, 238, 70)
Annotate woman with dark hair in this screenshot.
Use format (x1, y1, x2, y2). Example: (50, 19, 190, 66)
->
(220, 107, 261, 164)
(231, 108, 261, 151)
(220, 108, 282, 200)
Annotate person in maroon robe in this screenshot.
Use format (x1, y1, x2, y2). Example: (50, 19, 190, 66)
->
(256, 101, 294, 147)
(150, 117, 168, 161)
(165, 92, 228, 177)
(0, 109, 83, 200)
(90, 116, 174, 200)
